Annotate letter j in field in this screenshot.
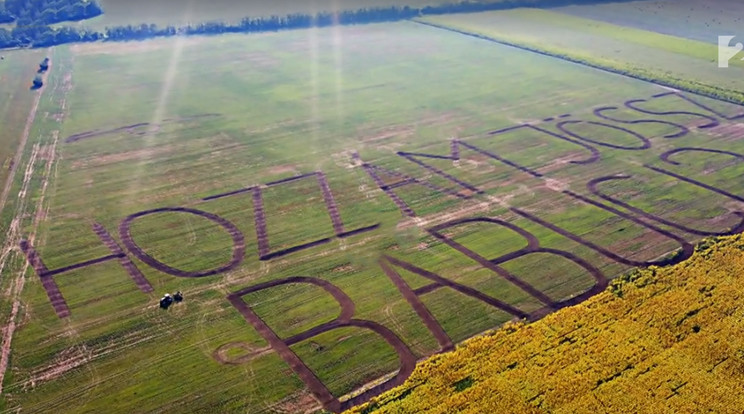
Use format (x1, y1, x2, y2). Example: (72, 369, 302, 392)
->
(718, 35, 744, 68)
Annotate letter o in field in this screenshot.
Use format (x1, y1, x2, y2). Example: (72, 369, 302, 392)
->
(119, 207, 245, 278)
(557, 120, 651, 150)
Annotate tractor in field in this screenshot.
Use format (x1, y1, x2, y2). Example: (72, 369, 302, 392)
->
(38, 57, 49, 72)
(159, 291, 184, 309)
(30, 74, 43, 90)
(159, 293, 173, 309)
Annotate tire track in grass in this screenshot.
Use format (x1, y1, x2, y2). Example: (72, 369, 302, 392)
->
(0, 49, 52, 215)
(5, 131, 62, 394)
(0, 143, 41, 395)
(0, 49, 61, 395)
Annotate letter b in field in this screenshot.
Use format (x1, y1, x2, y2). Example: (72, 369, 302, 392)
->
(718, 35, 743, 68)
(227, 277, 416, 413)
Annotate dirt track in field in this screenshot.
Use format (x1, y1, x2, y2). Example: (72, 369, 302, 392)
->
(0, 50, 69, 393)
(0, 50, 58, 392)
(0, 50, 51, 214)
(0, 144, 42, 394)
(212, 342, 272, 365)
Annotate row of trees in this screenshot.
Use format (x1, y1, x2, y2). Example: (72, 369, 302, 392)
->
(0, 0, 103, 48)
(0, 0, 623, 50)
(0, 25, 100, 48)
(2, 0, 102, 24)
(105, 6, 422, 41)
(0, 6, 13, 23)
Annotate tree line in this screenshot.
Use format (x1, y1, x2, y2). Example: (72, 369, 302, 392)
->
(103, 0, 619, 40)
(0, 0, 103, 48)
(0, 0, 629, 50)
(1, 0, 102, 24)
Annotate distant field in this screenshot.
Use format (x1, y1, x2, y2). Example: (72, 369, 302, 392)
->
(66, 0, 454, 30)
(2, 8, 744, 414)
(555, 0, 744, 44)
(420, 8, 744, 94)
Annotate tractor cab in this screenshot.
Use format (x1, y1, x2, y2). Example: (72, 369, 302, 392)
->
(159, 293, 174, 309)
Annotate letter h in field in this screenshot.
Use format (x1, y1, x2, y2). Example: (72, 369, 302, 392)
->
(718, 35, 744, 68)
(20, 223, 153, 318)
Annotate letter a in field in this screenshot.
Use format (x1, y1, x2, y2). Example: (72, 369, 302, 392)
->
(718, 35, 743, 68)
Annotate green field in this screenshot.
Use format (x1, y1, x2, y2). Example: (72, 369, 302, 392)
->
(2, 5, 744, 414)
(555, 0, 744, 43)
(0, 48, 47, 199)
(420, 8, 744, 94)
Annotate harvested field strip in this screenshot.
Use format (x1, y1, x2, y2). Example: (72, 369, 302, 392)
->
(416, 11, 744, 105)
(554, 0, 744, 44)
(494, 8, 737, 65)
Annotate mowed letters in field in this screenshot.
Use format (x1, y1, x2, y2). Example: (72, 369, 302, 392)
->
(3, 18, 744, 413)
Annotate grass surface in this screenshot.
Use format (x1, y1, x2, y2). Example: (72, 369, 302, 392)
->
(0, 48, 47, 195)
(555, 0, 744, 44)
(419, 8, 744, 95)
(1, 8, 744, 414)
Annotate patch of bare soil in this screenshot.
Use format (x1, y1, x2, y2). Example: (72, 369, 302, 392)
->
(62, 72, 73, 89)
(332, 264, 354, 273)
(71, 144, 177, 168)
(360, 125, 415, 143)
(37, 143, 57, 161)
(212, 342, 272, 365)
(242, 53, 279, 69)
(27, 346, 90, 388)
(397, 200, 495, 231)
(267, 164, 300, 176)
(544, 178, 569, 192)
(243, 118, 305, 136)
(270, 390, 321, 414)
(69, 38, 192, 56)
(331, 150, 359, 169)
(706, 122, 744, 141)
